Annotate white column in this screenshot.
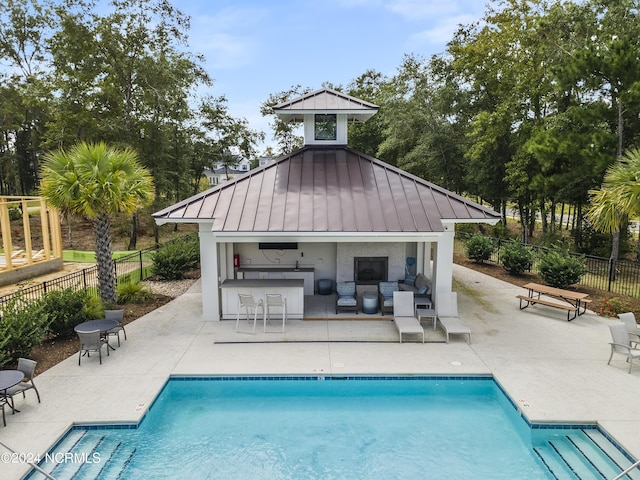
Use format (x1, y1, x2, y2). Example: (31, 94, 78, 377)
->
(433, 225, 455, 305)
(199, 224, 220, 321)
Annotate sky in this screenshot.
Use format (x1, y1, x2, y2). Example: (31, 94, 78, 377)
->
(172, 0, 493, 153)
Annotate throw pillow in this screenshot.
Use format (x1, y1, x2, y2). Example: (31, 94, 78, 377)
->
(417, 284, 430, 295)
(404, 274, 417, 286)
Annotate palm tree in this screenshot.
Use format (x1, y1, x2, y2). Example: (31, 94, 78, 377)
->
(40, 142, 155, 304)
(588, 147, 640, 266)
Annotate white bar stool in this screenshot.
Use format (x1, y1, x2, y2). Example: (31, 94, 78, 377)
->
(264, 294, 286, 333)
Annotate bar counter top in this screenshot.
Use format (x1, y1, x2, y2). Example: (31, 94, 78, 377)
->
(237, 267, 314, 272)
(220, 279, 304, 288)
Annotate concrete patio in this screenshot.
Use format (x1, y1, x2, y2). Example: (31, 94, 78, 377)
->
(2, 264, 640, 479)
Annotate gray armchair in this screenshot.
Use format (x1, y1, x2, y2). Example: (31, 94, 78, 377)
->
(336, 281, 358, 314)
(378, 281, 399, 316)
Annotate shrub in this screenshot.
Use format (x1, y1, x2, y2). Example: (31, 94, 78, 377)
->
(499, 242, 534, 275)
(537, 248, 587, 288)
(0, 294, 49, 367)
(465, 234, 496, 263)
(84, 293, 105, 320)
(40, 288, 91, 339)
(599, 297, 631, 318)
(151, 236, 200, 280)
(117, 282, 153, 304)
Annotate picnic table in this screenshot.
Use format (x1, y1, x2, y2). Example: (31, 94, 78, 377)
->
(516, 282, 591, 321)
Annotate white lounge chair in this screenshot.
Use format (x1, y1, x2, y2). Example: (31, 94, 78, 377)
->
(392, 291, 424, 343)
(436, 292, 471, 344)
(608, 322, 640, 373)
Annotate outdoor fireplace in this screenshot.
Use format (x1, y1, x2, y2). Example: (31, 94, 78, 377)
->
(354, 256, 388, 285)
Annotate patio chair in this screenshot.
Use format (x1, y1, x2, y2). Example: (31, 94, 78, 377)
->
(105, 309, 126, 347)
(0, 396, 7, 426)
(618, 312, 640, 346)
(392, 291, 424, 343)
(336, 281, 358, 314)
(608, 322, 640, 373)
(436, 292, 471, 344)
(378, 281, 399, 316)
(236, 294, 264, 334)
(4, 358, 40, 404)
(77, 329, 109, 365)
(264, 294, 286, 333)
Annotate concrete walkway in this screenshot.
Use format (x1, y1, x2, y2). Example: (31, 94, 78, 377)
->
(2, 264, 640, 479)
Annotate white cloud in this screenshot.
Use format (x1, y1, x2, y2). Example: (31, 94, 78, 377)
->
(409, 14, 479, 47)
(187, 6, 269, 70)
(385, 0, 458, 20)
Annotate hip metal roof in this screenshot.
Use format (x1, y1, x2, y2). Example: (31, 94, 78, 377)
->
(153, 146, 500, 233)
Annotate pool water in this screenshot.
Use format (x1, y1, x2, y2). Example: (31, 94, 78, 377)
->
(30, 376, 639, 480)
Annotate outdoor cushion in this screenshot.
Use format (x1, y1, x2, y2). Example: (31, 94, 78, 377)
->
(379, 281, 399, 299)
(404, 274, 417, 286)
(337, 297, 357, 307)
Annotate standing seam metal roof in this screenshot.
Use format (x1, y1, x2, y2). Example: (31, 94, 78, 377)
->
(152, 146, 500, 233)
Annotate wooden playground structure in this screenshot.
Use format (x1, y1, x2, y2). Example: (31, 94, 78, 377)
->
(0, 196, 63, 284)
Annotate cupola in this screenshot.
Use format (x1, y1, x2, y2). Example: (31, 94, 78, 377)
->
(273, 88, 379, 146)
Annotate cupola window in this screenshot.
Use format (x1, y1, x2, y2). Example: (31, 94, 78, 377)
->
(314, 114, 337, 141)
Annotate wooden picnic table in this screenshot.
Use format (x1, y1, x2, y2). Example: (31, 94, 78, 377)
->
(516, 282, 590, 321)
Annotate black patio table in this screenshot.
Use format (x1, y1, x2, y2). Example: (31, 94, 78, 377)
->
(74, 318, 119, 350)
(0, 370, 25, 413)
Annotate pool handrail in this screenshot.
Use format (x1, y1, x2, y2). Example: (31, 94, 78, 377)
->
(612, 459, 640, 480)
(0, 438, 57, 479)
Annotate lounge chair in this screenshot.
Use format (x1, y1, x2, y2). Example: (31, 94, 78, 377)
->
(336, 281, 358, 315)
(392, 291, 424, 343)
(618, 312, 640, 346)
(4, 358, 40, 404)
(436, 292, 471, 344)
(608, 322, 640, 373)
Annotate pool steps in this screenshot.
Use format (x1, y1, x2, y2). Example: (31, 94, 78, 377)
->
(27, 430, 136, 480)
(533, 429, 640, 479)
(26, 426, 640, 479)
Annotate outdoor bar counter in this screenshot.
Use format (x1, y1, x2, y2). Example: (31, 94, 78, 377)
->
(220, 279, 304, 320)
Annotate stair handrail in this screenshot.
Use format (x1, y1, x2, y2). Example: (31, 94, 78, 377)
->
(0, 439, 56, 480)
(612, 459, 640, 480)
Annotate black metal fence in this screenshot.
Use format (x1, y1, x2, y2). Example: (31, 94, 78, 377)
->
(454, 233, 640, 298)
(0, 234, 195, 309)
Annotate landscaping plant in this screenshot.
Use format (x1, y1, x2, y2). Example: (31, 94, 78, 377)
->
(465, 234, 496, 263)
(151, 235, 200, 280)
(40, 288, 92, 339)
(499, 241, 534, 275)
(599, 297, 631, 318)
(117, 282, 153, 304)
(537, 248, 588, 289)
(0, 294, 49, 367)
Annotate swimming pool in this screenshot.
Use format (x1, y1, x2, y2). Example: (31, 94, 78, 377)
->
(29, 376, 640, 479)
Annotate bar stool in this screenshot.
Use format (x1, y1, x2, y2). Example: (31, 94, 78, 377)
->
(236, 294, 263, 335)
(264, 294, 286, 333)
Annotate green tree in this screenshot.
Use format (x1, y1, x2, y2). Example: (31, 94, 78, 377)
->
(260, 85, 310, 155)
(588, 148, 640, 237)
(39, 141, 155, 304)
